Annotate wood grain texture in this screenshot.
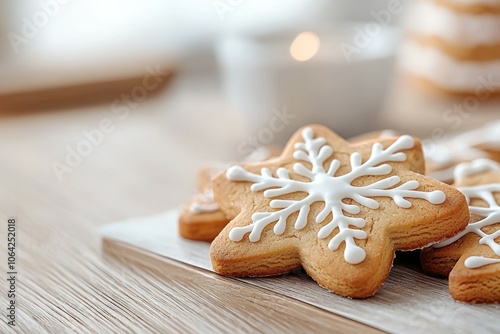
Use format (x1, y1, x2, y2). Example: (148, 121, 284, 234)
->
(101, 211, 500, 334)
(104, 240, 382, 333)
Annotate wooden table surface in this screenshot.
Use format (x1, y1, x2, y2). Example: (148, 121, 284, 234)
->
(0, 73, 381, 333)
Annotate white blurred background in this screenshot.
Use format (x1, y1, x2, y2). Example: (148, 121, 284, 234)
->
(0, 0, 409, 142)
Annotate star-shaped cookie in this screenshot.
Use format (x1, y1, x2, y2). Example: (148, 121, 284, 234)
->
(421, 159, 500, 303)
(211, 125, 469, 298)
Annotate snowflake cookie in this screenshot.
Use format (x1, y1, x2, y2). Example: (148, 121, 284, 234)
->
(421, 159, 500, 303)
(211, 125, 469, 298)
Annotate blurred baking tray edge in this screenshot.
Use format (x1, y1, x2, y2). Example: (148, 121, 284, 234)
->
(0, 55, 175, 111)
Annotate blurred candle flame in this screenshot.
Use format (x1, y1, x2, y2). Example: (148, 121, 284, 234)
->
(290, 32, 320, 61)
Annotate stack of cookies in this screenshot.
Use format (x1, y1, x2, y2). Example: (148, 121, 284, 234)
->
(179, 125, 500, 303)
(399, 0, 500, 95)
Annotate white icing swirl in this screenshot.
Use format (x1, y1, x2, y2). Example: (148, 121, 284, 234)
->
(189, 189, 220, 214)
(464, 256, 500, 269)
(434, 168, 500, 269)
(454, 158, 500, 182)
(422, 121, 500, 181)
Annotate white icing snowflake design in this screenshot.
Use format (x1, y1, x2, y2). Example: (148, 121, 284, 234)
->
(226, 128, 446, 264)
(434, 184, 500, 269)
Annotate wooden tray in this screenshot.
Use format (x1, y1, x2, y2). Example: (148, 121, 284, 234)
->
(100, 210, 500, 334)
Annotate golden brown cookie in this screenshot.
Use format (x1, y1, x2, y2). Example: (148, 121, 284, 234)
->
(179, 166, 229, 242)
(179, 208, 229, 242)
(179, 147, 281, 242)
(210, 125, 469, 298)
(421, 159, 500, 303)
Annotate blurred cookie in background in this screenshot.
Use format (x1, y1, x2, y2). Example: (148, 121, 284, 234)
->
(424, 121, 500, 183)
(381, 0, 500, 136)
(349, 122, 500, 184)
(399, 0, 500, 96)
(179, 146, 281, 242)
